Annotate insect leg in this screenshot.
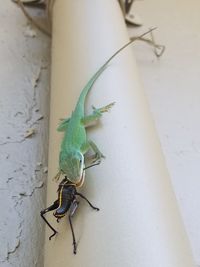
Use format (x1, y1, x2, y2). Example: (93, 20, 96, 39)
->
(68, 199, 79, 254)
(40, 200, 59, 240)
(76, 192, 99, 211)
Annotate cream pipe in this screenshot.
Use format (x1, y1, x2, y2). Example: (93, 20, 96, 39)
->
(44, 0, 195, 266)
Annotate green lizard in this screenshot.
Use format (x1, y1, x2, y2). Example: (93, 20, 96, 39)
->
(56, 28, 155, 186)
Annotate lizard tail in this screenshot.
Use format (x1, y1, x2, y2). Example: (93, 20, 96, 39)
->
(76, 28, 156, 111)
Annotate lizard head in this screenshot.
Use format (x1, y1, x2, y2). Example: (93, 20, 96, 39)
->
(59, 149, 85, 184)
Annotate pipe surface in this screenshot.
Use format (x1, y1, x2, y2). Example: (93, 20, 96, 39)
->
(44, 0, 195, 266)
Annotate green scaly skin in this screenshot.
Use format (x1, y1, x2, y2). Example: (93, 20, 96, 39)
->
(56, 28, 156, 185)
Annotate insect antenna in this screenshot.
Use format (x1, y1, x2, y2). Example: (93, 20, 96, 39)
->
(84, 161, 100, 170)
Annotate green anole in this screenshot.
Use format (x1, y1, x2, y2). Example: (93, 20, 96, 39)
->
(41, 28, 157, 253)
(56, 28, 156, 186)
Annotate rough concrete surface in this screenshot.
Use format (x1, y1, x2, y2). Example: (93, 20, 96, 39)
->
(0, 2, 50, 267)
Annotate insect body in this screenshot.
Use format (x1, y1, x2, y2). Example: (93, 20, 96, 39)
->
(41, 178, 99, 254)
(41, 28, 155, 254)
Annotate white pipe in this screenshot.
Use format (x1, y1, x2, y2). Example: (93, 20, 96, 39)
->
(44, 0, 195, 266)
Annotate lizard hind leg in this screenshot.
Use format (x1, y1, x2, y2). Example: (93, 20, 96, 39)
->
(92, 102, 115, 114)
(81, 102, 115, 127)
(57, 117, 70, 132)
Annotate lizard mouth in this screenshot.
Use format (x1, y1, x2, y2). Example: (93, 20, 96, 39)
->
(75, 171, 85, 187)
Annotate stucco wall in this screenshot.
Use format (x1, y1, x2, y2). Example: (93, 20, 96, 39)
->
(0, 2, 50, 266)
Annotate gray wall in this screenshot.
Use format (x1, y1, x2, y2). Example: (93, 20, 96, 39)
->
(0, 2, 50, 266)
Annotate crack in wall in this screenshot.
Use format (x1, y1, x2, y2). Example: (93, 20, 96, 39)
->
(0, 192, 23, 263)
(19, 181, 44, 197)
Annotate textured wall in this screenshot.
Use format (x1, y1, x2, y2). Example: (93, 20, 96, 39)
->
(0, 2, 50, 266)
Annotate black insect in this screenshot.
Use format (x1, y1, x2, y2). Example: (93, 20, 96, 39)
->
(40, 178, 99, 254)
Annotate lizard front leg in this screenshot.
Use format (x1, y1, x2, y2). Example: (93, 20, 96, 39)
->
(88, 140, 105, 162)
(81, 140, 105, 165)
